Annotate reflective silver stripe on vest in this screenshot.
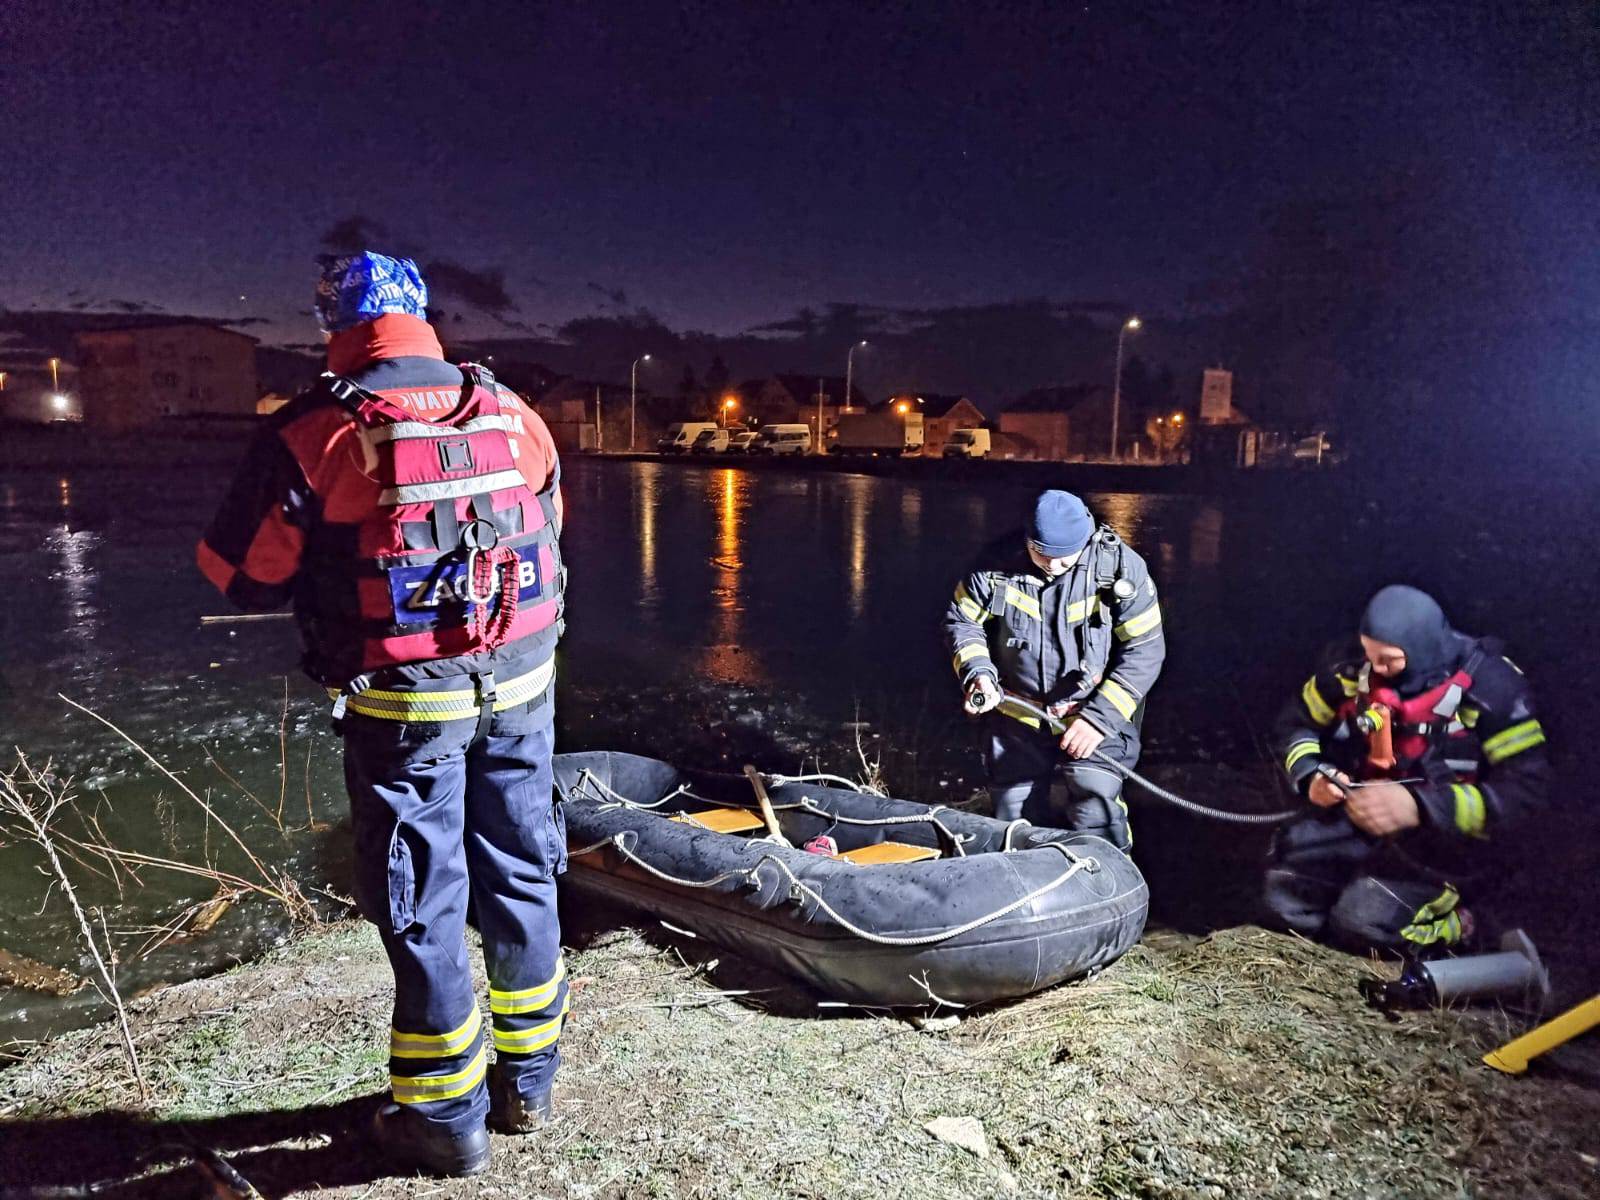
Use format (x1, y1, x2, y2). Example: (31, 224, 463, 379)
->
(379, 469, 527, 506)
(1445, 758, 1479, 774)
(368, 415, 515, 444)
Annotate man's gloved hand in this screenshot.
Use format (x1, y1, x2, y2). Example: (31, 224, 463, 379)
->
(1308, 767, 1353, 808)
(964, 675, 1001, 715)
(1059, 716, 1105, 759)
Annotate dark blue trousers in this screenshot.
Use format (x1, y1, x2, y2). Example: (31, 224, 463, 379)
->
(343, 694, 567, 1135)
(1263, 811, 1468, 954)
(987, 716, 1138, 850)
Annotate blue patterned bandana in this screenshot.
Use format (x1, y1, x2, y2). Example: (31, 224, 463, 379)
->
(314, 252, 429, 332)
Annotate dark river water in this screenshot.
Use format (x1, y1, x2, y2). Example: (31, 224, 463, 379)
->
(1, 457, 1592, 1036)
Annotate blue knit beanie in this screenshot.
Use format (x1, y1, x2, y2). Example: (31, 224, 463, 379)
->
(1027, 490, 1095, 557)
(314, 251, 429, 332)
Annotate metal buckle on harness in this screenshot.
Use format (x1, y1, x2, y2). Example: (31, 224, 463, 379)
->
(461, 519, 502, 605)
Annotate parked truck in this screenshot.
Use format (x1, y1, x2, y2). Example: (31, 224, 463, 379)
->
(828, 410, 925, 456)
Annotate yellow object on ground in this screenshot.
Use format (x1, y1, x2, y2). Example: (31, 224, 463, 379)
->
(838, 841, 940, 865)
(1483, 994, 1600, 1074)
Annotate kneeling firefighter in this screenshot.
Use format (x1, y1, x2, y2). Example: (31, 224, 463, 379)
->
(1265, 585, 1551, 955)
(943, 490, 1166, 848)
(199, 253, 568, 1177)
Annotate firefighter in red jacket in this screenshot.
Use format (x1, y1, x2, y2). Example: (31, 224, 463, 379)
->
(1265, 585, 1551, 954)
(199, 253, 565, 1176)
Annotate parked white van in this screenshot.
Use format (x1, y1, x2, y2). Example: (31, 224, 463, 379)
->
(752, 424, 812, 455)
(691, 427, 731, 454)
(659, 421, 718, 453)
(726, 430, 758, 453)
(942, 428, 991, 458)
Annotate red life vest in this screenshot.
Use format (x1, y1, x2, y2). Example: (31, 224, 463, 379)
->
(1338, 662, 1478, 781)
(297, 364, 563, 686)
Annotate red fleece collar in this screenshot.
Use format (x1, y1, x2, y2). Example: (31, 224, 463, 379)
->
(326, 314, 444, 375)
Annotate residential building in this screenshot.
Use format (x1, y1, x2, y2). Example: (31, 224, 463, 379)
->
(737, 375, 869, 443)
(73, 322, 259, 433)
(998, 384, 1111, 460)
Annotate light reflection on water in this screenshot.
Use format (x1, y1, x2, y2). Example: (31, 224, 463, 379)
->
(4, 457, 1587, 1036)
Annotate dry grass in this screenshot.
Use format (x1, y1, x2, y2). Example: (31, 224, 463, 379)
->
(2, 916, 1596, 1199)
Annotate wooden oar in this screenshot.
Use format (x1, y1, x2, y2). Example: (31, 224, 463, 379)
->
(743, 765, 791, 847)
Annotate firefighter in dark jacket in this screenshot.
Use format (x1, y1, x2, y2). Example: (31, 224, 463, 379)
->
(943, 490, 1165, 848)
(1265, 585, 1550, 954)
(199, 253, 567, 1177)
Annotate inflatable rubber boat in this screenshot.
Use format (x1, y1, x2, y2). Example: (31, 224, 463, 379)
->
(553, 751, 1148, 1007)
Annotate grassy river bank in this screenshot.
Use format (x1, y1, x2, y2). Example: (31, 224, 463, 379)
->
(3, 905, 1598, 1198)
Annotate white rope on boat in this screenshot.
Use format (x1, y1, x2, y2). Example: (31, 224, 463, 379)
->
(765, 772, 886, 796)
(792, 797, 969, 857)
(568, 834, 1094, 948)
(1002, 819, 1029, 853)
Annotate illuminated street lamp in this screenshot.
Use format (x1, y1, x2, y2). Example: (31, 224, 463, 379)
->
(1109, 316, 1141, 461)
(629, 354, 651, 451)
(51, 394, 70, 414)
(721, 394, 739, 427)
(0, 371, 7, 391)
(48, 357, 60, 391)
(895, 400, 911, 415)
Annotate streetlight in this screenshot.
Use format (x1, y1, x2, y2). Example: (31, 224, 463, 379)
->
(51, 394, 69, 414)
(722, 395, 738, 428)
(48, 357, 60, 391)
(629, 354, 651, 451)
(819, 340, 868, 454)
(1109, 316, 1141, 461)
(0, 371, 7, 391)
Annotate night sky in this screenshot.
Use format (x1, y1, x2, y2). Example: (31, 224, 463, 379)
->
(3, 0, 1597, 442)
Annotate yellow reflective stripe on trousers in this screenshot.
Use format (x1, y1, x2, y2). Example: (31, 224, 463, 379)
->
(492, 996, 570, 1055)
(343, 657, 555, 723)
(490, 959, 567, 1015)
(1005, 586, 1040, 620)
(1481, 719, 1545, 764)
(391, 1044, 488, 1105)
(389, 1006, 483, 1060)
(954, 582, 987, 623)
(1114, 603, 1162, 641)
(1284, 740, 1320, 772)
(1451, 783, 1487, 838)
(1301, 676, 1336, 727)
(1099, 678, 1139, 721)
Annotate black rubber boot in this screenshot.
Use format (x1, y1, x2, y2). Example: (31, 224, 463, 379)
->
(488, 1065, 554, 1134)
(371, 1102, 491, 1177)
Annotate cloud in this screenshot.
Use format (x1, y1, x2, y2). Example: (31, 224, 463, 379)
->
(423, 259, 520, 316)
(320, 215, 395, 253)
(587, 282, 629, 307)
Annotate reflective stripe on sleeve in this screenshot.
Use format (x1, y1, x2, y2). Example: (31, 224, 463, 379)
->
(954, 582, 987, 623)
(1301, 677, 1336, 727)
(1451, 783, 1487, 838)
(1114, 604, 1162, 642)
(952, 642, 990, 674)
(1481, 719, 1545, 764)
(1099, 678, 1139, 721)
(1284, 740, 1321, 772)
